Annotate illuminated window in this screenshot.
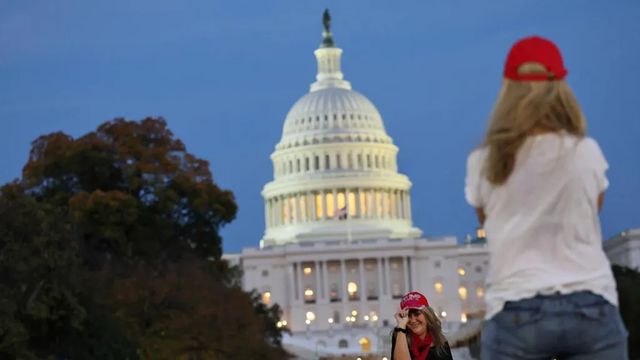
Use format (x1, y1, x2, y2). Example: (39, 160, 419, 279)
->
(304, 288, 315, 303)
(326, 192, 335, 217)
(434, 282, 444, 294)
(303, 267, 312, 275)
(359, 191, 367, 216)
(299, 195, 306, 221)
(348, 191, 356, 216)
(347, 282, 358, 299)
(476, 286, 485, 298)
(262, 291, 271, 305)
(359, 337, 371, 353)
(337, 192, 346, 212)
(477, 227, 486, 238)
(347, 282, 359, 300)
(289, 197, 295, 222)
(315, 193, 324, 218)
(461, 313, 468, 323)
(458, 286, 468, 300)
(376, 191, 383, 217)
(458, 267, 466, 276)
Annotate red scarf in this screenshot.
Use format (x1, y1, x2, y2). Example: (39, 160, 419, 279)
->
(410, 332, 433, 360)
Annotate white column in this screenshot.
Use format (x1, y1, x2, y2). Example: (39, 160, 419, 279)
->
(406, 193, 412, 221)
(294, 193, 300, 224)
(356, 188, 362, 218)
(322, 260, 330, 302)
(297, 262, 304, 304)
(404, 257, 411, 293)
(315, 261, 322, 302)
(359, 259, 366, 302)
(322, 190, 329, 219)
(377, 258, 384, 299)
(383, 257, 390, 296)
(341, 259, 347, 302)
(291, 262, 299, 302)
(372, 189, 378, 219)
(332, 188, 338, 217)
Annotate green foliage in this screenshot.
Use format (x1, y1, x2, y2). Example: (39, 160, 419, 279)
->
(613, 265, 640, 359)
(0, 117, 289, 359)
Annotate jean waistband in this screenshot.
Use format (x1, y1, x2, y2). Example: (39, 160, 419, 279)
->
(504, 291, 610, 311)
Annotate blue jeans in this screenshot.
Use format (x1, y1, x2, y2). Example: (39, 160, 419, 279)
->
(481, 291, 628, 359)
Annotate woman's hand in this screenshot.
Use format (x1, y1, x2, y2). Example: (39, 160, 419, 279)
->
(394, 308, 409, 329)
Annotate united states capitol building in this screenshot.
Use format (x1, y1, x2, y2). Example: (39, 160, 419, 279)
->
(223, 12, 640, 359)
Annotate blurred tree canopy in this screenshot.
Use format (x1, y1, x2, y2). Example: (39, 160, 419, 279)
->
(0, 118, 289, 359)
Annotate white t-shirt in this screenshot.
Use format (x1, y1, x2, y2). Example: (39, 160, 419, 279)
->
(465, 133, 618, 319)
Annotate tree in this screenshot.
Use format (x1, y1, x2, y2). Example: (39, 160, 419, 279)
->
(1, 117, 289, 359)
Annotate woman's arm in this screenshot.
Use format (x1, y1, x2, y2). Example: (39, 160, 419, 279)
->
(392, 309, 411, 360)
(598, 192, 605, 213)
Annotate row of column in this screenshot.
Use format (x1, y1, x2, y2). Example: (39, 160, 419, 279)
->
(275, 150, 395, 177)
(265, 188, 412, 227)
(289, 256, 412, 304)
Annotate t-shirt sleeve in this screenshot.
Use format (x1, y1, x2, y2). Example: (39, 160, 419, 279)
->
(580, 138, 610, 193)
(465, 149, 487, 207)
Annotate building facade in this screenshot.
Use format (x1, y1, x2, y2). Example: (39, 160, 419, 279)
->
(226, 16, 490, 357)
(605, 228, 640, 271)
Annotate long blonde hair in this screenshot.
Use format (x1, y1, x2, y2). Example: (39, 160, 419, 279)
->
(405, 307, 447, 355)
(483, 63, 586, 185)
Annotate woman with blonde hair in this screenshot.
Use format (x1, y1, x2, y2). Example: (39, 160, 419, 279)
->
(391, 291, 452, 360)
(465, 35, 628, 358)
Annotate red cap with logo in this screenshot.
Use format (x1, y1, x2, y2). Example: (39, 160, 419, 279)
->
(400, 291, 430, 310)
(504, 35, 567, 81)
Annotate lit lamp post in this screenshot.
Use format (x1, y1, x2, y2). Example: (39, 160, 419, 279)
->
(328, 317, 334, 336)
(305, 311, 315, 338)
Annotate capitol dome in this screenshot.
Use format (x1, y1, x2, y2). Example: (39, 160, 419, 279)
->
(261, 20, 422, 247)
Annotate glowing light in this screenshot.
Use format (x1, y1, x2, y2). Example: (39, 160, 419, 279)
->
(305, 319, 311, 325)
(364, 315, 370, 321)
(458, 286, 468, 300)
(306, 311, 316, 321)
(434, 282, 444, 294)
(347, 282, 358, 295)
(328, 318, 334, 324)
(441, 311, 447, 317)
(476, 287, 485, 298)
(351, 310, 358, 316)
(282, 320, 287, 326)
(461, 313, 468, 323)
(458, 268, 466, 276)
(303, 267, 312, 275)
(276, 321, 283, 328)
(262, 291, 271, 305)
(304, 289, 314, 297)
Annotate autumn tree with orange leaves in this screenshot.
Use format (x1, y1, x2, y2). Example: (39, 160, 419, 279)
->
(0, 118, 289, 359)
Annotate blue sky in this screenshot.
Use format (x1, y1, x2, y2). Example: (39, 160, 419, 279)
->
(1, 1, 639, 254)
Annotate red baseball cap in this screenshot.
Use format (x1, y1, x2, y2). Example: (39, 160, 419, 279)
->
(400, 291, 430, 310)
(503, 36, 567, 81)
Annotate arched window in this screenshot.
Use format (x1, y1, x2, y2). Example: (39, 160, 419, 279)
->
(338, 339, 349, 348)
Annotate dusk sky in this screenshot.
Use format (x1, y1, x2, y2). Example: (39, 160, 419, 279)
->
(1, 1, 639, 254)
